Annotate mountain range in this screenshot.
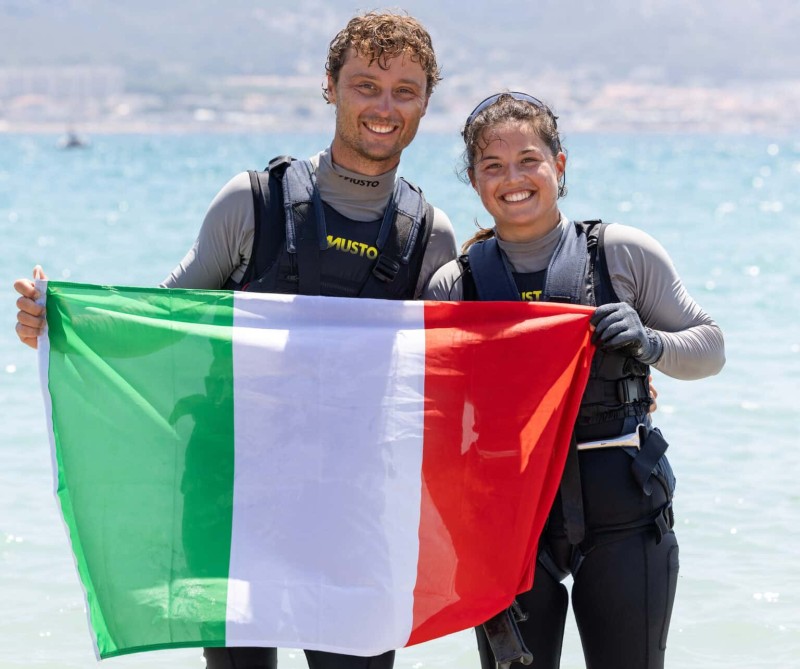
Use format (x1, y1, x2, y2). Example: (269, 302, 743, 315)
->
(2, 0, 798, 93)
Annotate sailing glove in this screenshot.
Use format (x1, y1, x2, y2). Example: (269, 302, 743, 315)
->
(590, 302, 663, 365)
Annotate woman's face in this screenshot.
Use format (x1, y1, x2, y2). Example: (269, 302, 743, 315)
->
(469, 120, 565, 242)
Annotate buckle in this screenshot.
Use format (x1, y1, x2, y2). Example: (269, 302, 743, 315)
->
(617, 377, 644, 404)
(372, 254, 400, 283)
(510, 600, 529, 623)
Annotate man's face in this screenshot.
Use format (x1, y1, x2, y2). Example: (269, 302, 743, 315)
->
(327, 48, 429, 176)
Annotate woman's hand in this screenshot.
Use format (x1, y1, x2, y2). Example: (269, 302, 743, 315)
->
(591, 302, 663, 365)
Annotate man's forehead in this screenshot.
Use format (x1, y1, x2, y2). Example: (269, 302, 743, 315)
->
(341, 47, 425, 76)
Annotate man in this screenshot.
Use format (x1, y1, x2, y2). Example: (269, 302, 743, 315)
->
(14, 11, 458, 669)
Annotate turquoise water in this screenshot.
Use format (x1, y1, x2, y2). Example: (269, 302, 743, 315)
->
(1, 132, 798, 668)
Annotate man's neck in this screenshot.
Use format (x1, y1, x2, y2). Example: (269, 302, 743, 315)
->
(312, 148, 398, 222)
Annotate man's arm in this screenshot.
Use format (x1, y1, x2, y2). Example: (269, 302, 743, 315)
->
(161, 172, 255, 289)
(413, 206, 458, 298)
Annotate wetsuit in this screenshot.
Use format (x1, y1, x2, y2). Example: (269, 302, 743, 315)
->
(424, 217, 724, 669)
(162, 148, 458, 669)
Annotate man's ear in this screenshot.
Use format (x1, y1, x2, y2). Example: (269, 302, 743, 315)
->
(326, 75, 337, 105)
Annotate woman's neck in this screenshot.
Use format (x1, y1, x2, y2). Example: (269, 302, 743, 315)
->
(494, 210, 562, 243)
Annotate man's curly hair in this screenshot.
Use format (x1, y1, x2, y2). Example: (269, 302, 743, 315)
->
(323, 11, 442, 101)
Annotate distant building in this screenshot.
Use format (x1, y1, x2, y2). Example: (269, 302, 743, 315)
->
(0, 66, 124, 101)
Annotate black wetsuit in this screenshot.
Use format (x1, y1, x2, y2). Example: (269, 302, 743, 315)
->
(204, 647, 394, 669)
(462, 224, 679, 669)
(476, 441, 678, 669)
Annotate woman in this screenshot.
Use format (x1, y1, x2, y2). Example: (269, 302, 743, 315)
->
(424, 93, 725, 669)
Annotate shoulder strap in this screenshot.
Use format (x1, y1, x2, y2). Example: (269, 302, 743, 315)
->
(358, 178, 431, 299)
(465, 237, 520, 301)
(541, 221, 588, 304)
(234, 158, 292, 290)
(236, 169, 270, 289)
(457, 255, 479, 301)
(594, 222, 620, 305)
(281, 159, 327, 296)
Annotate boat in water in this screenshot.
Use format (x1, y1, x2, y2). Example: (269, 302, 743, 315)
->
(57, 130, 89, 149)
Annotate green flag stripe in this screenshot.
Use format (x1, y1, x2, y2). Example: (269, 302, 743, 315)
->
(45, 282, 236, 657)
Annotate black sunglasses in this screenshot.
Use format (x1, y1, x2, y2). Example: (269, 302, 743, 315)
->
(462, 91, 556, 136)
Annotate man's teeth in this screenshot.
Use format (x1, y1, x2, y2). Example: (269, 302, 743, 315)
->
(503, 191, 533, 203)
(366, 123, 395, 134)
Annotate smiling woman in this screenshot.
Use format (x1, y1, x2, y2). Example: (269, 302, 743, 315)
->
(423, 92, 725, 669)
(469, 121, 565, 242)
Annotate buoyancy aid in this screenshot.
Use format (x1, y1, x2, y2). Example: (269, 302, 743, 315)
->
(462, 220, 653, 441)
(224, 156, 433, 299)
(462, 221, 669, 547)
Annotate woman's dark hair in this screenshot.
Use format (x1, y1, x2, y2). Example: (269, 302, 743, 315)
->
(459, 93, 567, 251)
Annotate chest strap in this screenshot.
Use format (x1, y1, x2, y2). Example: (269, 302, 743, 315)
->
(360, 177, 427, 298)
(280, 159, 326, 295)
(542, 221, 589, 304)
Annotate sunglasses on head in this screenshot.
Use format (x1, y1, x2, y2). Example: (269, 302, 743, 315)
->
(462, 91, 556, 136)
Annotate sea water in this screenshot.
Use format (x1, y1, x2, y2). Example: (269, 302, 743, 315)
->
(1, 131, 798, 669)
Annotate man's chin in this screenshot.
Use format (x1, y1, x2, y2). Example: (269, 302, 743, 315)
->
(357, 144, 403, 165)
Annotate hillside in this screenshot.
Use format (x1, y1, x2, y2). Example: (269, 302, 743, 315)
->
(2, 0, 799, 88)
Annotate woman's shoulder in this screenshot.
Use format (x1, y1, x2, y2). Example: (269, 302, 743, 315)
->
(422, 257, 466, 300)
(601, 221, 658, 244)
(599, 221, 672, 263)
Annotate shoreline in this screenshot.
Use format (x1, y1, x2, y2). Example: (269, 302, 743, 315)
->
(2, 117, 798, 137)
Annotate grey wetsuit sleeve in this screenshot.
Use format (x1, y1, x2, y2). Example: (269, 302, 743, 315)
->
(414, 206, 459, 298)
(422, 258, 467, 301)
(603, 223, 725, 380)
(160, 172, 254, 289)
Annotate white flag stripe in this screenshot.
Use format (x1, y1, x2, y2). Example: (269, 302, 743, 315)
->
(227, 294, 427, 653)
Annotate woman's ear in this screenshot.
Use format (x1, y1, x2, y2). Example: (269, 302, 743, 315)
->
(556, 151, 566, 178)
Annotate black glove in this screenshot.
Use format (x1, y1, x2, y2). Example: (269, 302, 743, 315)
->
(590, 302, 663, 364)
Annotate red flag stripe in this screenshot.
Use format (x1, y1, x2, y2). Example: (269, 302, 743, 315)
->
(409, 300, 595, 645)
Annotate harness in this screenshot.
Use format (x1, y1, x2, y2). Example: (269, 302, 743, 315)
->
(225, 156, 433, 299)
(462, 221, 669, 548)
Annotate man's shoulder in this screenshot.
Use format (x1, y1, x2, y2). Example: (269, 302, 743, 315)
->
(428, 204, 453, 227)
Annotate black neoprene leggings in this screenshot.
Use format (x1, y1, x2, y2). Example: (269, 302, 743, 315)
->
(477, 448, 679, 669)
(203, 647, 395, 669)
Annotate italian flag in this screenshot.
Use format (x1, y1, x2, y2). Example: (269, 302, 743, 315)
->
(37, 281, 594, 659)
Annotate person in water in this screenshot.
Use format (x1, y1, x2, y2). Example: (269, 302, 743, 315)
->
(14, 11, 457, 669)
(423, 92, 725, 669)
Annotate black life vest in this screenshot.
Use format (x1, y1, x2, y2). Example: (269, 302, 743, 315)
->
(224, 156, 433, 300)
(462, 220, 653, 442)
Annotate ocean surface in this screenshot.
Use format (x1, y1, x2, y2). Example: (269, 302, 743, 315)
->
(1, 131, 798, 669)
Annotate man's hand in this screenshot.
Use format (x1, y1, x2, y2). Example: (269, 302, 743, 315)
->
(14, 265, 48, 349)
